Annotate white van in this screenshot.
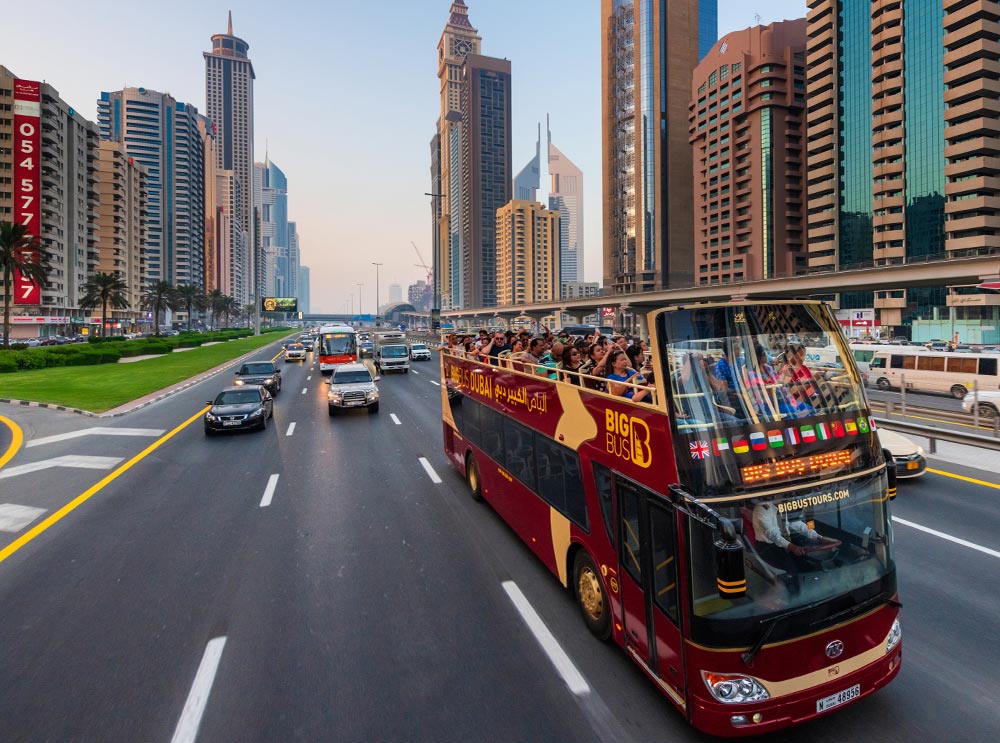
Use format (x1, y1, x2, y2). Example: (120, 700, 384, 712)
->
(868, 348, 1000, 398)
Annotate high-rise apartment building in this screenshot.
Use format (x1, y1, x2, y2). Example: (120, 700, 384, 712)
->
(94, 140, 147, 311)
(689, 21, 807, 286)
(205, 12, 255, 303)
(434, 1, 482, 310)
(388, 283, 403, 303)
(495, 199, 561, 306)
(1, 66, 99, 337)
(288, 221, 300, 300)
(408, 280, 431, 312)
(98, 88, 206, 289)
(460, 53, 512, 309)
(601, 0, 718, 296)
(806, 0, 1000, 341)
(196, 115, 219, 291)
(253, 157, 289, 296)
(214, 170, 245, 300)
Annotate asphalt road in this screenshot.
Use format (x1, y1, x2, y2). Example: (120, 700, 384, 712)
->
(0, 342, 998, 742)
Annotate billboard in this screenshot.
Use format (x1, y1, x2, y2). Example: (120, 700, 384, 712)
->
(261, 297, 298, 313)
(13, 79, 42, 305)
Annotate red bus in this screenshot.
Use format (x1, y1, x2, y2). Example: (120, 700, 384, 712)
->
(440, 301, 900, 736)
(318, 324, 358, 373)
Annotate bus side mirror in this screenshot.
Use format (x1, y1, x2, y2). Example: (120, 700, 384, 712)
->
(883, 449, 897, 500)
(714, 517, 747, 599)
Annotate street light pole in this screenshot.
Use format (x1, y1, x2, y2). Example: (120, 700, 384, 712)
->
(372, 262, 383, 328)
(425, 192, 444, 332)
(356, 283, 364, 325)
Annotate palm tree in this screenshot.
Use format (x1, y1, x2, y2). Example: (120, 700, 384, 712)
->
(79, 272, 130, 338)
(139, 280, 177, 336)
(173, 284, 208, 332)
(241, 303, 256, 328)
(219, 296, 238, 328)
(207, 289, 226, 330)
(1, 221, 50, 349)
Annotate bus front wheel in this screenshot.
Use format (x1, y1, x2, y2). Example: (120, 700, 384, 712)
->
(466, 453, 483, 501)
(876, 377, 891, 391)
(951, 385, 968, 400)
(574, 551, 611, 641)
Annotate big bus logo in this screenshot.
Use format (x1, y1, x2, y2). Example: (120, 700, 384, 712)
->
(605, 411, 652, 468)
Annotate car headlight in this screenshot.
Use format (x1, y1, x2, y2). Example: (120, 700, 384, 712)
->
(328, 391, 343, 400)
(205, 412, 218, 422)
(265, 377, 274, 384)
(234, 379, 245, 385)
(249, 408, 265, 417)
(702, 672, 770, 704)
(366, 390, 379, 401)
(886, 618, 902, 653)
(915, 446, 926, 457)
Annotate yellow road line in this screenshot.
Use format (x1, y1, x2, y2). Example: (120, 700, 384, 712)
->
(0, 407, 209, 567)
(0, 415, 25, 471)
(927, 468, 1000, 490)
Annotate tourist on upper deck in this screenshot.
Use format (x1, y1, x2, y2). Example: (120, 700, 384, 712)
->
(480, 331, 512, 365)
(558, 346, 585, 385)
(607, 349, 653, 402)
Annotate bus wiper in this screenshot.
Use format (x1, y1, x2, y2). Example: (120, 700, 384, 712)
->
(742, 599, 826, 667)
(809, 591, 901, 628)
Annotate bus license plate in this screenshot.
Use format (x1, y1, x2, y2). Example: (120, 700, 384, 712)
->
(817, 684, 860, 713)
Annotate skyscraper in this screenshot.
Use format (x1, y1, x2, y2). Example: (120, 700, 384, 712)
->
(805, 0, 1000, 340)
(547, 118, 585, 283)
(298, 265, 310, 314)
(205, 11, 255, 303)
(288, 221, 300, 300)
(460, 53, 512, 309)
(253, 157, 289, 296)
(434, 1, 482, 310)
(98, 88, 206, 289)
(602, 0, 718, 295)
(690, 21, 807, 285)
(496, 199, 561, 306)
(513, 124, 541, 201)
(94, 140, 147, 312)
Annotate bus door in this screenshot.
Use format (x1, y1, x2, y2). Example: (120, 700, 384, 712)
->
(615, 475, 685, 705)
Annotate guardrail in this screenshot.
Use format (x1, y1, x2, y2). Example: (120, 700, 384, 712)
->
(869, 399, 1000, 438)
(874, 416, 1000, 453)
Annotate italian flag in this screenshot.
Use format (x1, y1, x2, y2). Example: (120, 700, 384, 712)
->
(817, 422, 831, 441)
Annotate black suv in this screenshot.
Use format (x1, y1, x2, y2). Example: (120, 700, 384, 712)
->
(234, 360, 282, 394)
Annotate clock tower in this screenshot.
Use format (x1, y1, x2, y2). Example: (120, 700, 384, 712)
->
(435, 1, 482, 309)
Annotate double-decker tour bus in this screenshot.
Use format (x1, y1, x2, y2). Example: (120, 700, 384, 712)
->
(318, 324, 358, 373)
(440, 301, 900, 736)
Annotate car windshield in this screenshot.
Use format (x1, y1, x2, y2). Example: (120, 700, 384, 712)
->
(215, 390, 261, 405)
(333, 371, 372, 384)
(412, 344, 427, 351)
(684, 469, 894, 646)
(383, 346, 407, 357)
(287, 344, 303, 350)
(241, 363, 274, 374)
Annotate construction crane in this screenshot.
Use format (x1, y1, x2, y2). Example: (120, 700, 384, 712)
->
(411, 241, 433, 286)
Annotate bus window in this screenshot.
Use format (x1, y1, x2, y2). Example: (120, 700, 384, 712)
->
(917, 355, 945, 372)
(536, 441, 588, 529)
(480, 405, 504, 461)
(503, 417, 536, 490)
(870, 355, 887, 369)
(649, 504, 679, 622)
(593, 463, 615, 546)
(980, 358, 998, 376)
(947, 357, 977, 374)
(618, 479, 642, 581)
(890, 355, 916, 370)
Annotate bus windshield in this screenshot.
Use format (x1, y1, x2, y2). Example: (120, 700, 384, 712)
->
(685, 469, 895, 647)
(659, 303, 876, 496)
(321, 333, 355, 356)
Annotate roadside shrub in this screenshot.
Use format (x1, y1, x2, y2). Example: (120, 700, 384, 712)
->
(0, 355, 17, 373)
(13, 352, 48, 370)
(140, 342, 172, 355)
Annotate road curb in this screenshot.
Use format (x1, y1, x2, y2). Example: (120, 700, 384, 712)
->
(0, 342, 288, 419)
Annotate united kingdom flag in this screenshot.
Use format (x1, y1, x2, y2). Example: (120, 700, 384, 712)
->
(690, 440, 711, 459)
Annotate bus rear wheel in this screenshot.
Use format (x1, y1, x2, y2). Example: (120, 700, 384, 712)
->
(466, 453, 483, 501)
(574, 551, 611, 640)
(951, 385, 968, 400)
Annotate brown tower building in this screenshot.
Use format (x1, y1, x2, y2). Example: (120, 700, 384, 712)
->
(601, 0, 717, 296)
(495, 199, 561, 306)
(689, 21, 808, 286)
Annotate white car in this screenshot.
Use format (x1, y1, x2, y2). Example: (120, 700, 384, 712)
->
(410, 342, 432, 361)
(963, 389, 1000, 420)
(877, 428, 927, 479)
(284, 343, 307, 362)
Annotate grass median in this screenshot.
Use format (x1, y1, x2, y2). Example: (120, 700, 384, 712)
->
(0, 332, 291, 413)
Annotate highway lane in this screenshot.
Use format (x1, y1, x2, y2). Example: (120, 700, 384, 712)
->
(0, 345, 997, 741)
(0, 349, 606, 743)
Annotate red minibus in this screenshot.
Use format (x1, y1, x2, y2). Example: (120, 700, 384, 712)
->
(440, 300, 900, 736)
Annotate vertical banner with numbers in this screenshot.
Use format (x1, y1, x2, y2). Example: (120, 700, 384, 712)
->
(13, 79, 42, 305)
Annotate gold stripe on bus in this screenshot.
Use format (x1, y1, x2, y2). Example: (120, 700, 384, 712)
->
(554, 383, 599, 451)
(550, 508, 571, 587)
(696, 463, 887, 504)
(627, 648, 687, 709)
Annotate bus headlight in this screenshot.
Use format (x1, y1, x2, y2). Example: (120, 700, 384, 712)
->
(702, 672, 770, 704)
(885, 618, 901, 653)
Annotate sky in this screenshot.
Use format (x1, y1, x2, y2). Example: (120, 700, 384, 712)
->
(5, 0, 806, 314)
